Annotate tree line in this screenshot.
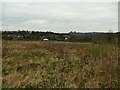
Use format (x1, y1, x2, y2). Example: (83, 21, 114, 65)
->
(2, 30, 119, 44)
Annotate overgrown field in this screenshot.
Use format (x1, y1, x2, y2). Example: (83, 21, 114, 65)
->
(2, 40, 119, 88)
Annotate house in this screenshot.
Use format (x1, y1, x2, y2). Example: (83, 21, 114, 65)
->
(43, 38, 48, 41)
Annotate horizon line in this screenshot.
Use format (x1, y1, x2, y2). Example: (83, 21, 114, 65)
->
(2, 30, 119, 33)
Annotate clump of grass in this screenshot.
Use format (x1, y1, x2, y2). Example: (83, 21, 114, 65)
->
(87, 44, 113, 59)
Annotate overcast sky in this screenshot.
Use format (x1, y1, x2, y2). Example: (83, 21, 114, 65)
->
(1, 2, 118, 33)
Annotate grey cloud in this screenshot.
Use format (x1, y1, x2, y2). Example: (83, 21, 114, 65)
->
(2, 2, 118, 32)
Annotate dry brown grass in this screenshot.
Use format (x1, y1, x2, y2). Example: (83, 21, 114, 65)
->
(2, 40, 119, 88)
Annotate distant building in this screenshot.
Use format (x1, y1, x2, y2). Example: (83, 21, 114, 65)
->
(43, 38, 48, 41)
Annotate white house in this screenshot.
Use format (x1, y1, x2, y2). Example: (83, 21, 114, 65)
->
(43, 38, 48, 41)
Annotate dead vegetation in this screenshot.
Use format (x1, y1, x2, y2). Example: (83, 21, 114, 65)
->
(2, 40, 119, 88)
